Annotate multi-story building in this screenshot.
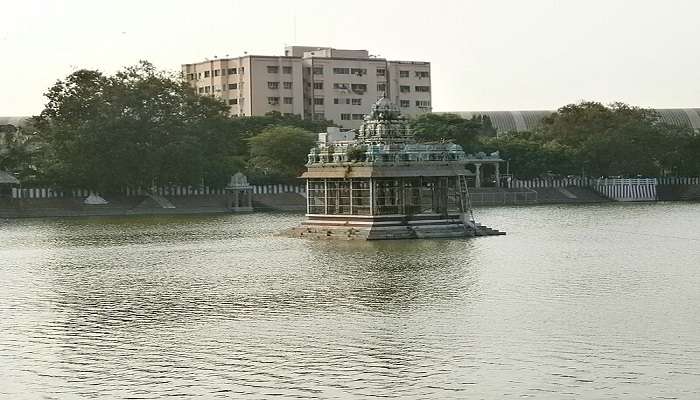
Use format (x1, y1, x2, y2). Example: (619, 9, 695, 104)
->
(385, 60, 433, 117)
(182, 46, 432, 128)
(181, 55, 304, 117)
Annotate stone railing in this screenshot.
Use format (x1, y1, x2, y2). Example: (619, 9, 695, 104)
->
(508, 177, 700, 202)
(10, 184, 307, 199)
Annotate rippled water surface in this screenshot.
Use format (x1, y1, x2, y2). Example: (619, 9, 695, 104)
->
(1, 203, 700, 399)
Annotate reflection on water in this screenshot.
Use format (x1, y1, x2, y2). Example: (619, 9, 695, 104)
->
(1, 204, 700, 398)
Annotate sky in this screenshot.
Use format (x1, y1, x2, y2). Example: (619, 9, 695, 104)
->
(1, 0, 699, 116)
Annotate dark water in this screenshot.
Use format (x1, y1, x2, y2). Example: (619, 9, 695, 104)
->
(1, 203, 700, 399)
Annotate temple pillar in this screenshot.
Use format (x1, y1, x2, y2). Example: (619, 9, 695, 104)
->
(474, 163, 482, 188)
(495, 163, 500, 188)
(369, 177, 374, 216)
(306, 179, 310, 214)
(324, 179, 329, 215)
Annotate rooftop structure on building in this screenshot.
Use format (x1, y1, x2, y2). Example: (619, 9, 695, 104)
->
(181, 46, 431, 129)
(289, 97, 505, 240)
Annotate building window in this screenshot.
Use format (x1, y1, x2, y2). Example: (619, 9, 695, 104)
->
(268, 96, 280, 105)
(228, 83, 237, 90)
(312, 67, 323, 75)
(268, 81, 279, 89)
(377, 83, 386, 92)
(228, 68, 237, 74)
(283, 97, 293, 104)
(214, 69, 220, 77)
(350, 68, 367, 76)
(282, 66, 293, 74)
(376, 68, 386, 77)
(415, 71, 430, 78)
(186, 73, 194, 80)
(333, 67, 350, 74)
(351, 114, 364, 120)
(345, 99, 351, 104)
(314, 97, 324, 105)
(333, 83, 349, 90)
(399, 70, 409, 78)
(197, 72, 201, 79)
(351, 98, 361, 105)
(204, 86, 211, 93)
(341, 113, 351, 120)
(415, 86, 430, 92)
(313, 113, 325, 120)
(240, 67, 245, 74)
(416, 100, 431, 108)
(334, 98, 340, 104)
(400, 100, 410, 108)
(198, 87, 204, 94)
(314, 82, 324, 90)
(204, 71, 210, 78)
(400, 85, 410, 93)
(228, 99, 238, 105)
(351, 84, 367, 93)
(283, 82, 293, 89)
(267, 66, 279, 73)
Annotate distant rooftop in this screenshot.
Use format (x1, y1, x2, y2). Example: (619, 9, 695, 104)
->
(442, 108, 700, 134)
(0, 116, 30, 127)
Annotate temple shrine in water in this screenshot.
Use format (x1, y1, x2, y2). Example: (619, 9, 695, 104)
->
(290, 97, 505, 240)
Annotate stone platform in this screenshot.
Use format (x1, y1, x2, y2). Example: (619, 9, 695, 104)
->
(288, 214, 505, 240)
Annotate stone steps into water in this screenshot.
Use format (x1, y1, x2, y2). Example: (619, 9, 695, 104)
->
(679, 185, 700, 201)
(475, 224, 506, 236)
(146, 193, 176, 209)
(253, 193, 306, 211)
(557, 188, 578, 199)
(532, 187, 609, 204)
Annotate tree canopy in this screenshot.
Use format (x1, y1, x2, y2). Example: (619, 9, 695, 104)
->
(247, 126, 316, 182)
(482, 101, 699, 178)
(409, 113, 496, 153)
(34, 61, 235, 191)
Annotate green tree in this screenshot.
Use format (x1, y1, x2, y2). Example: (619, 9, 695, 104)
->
(540, 101, 692, 176)
(482, 101, 697, 178)
(247, 126, 316, 181)
(35, 61, 232, 192)
(481, 131, 577, 178)
(409, 113, 495, 153)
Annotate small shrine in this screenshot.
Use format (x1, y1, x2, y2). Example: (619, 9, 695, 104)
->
(225, 172, 253, 212)
(0, 170, 19, 198)
(290, 97, 505, 240)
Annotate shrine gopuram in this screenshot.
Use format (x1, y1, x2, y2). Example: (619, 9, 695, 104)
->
(290, 97, 505, 240)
